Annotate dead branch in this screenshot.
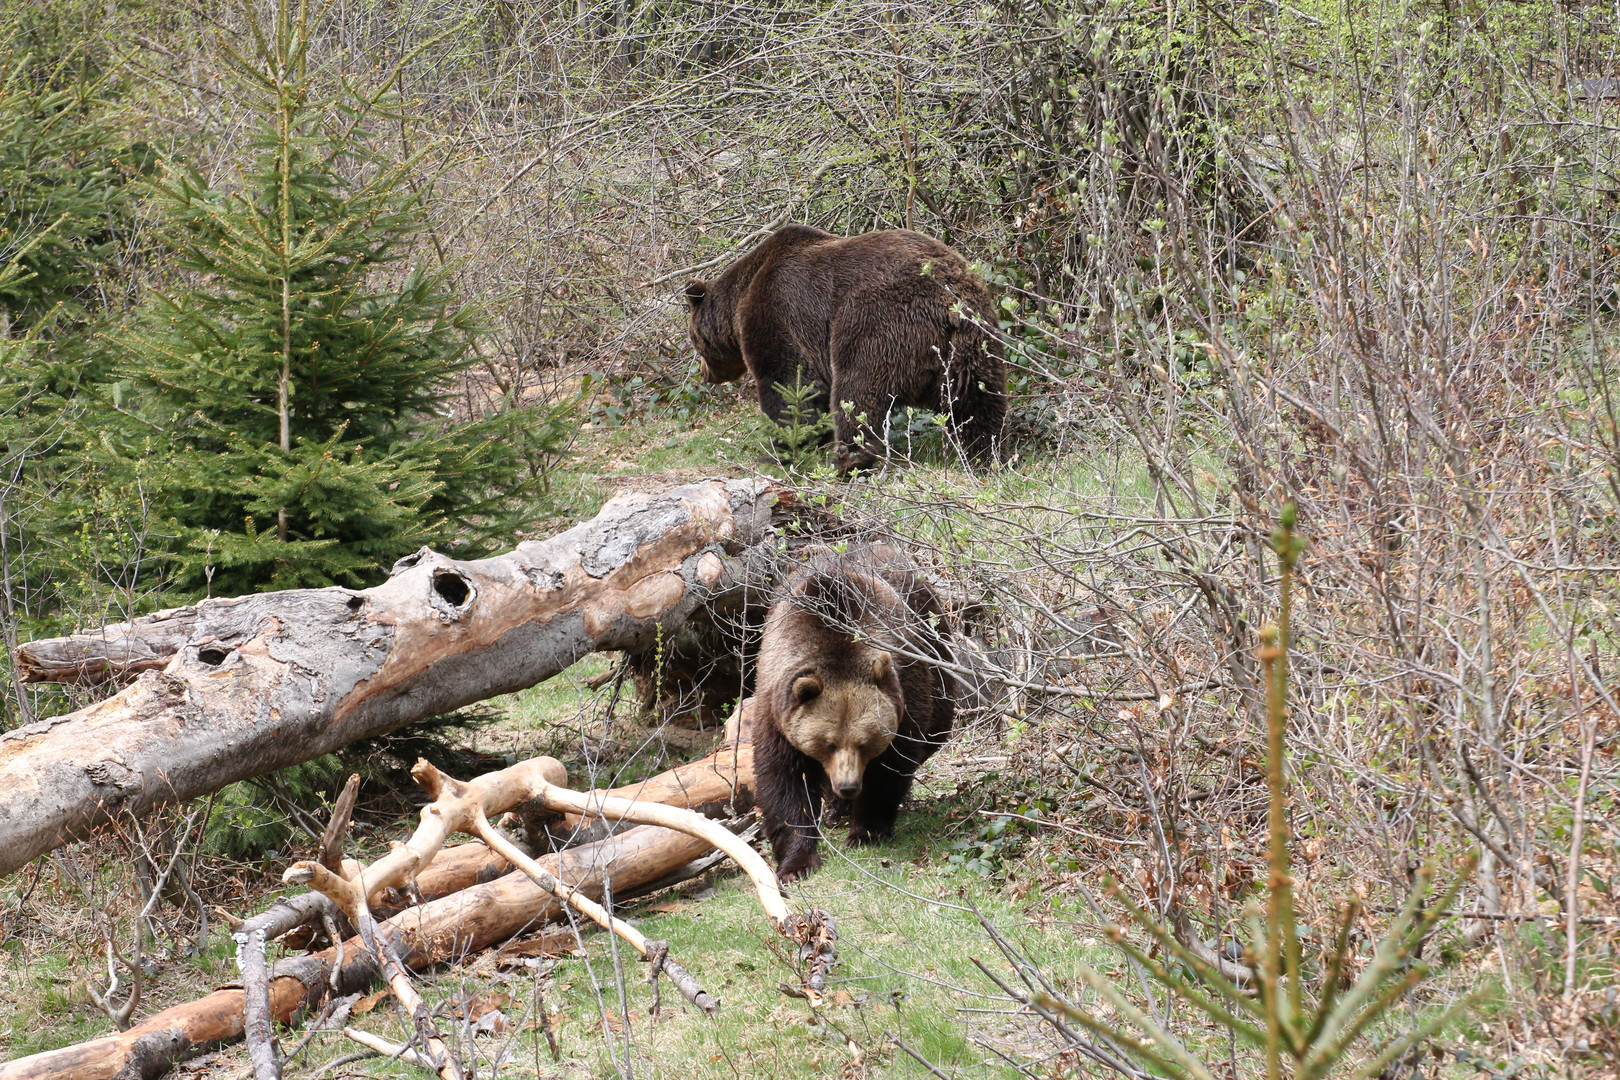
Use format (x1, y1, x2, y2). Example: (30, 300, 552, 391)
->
(470, 809, 718, 1013)
(341, 1028, 440, 1074)
(0, 821, 718, 1080)
(235, 927, 281, 1080)
(523, 777, 789, 927)
(318, 774, 361, 873)
(14, 604, 199, 684)
(282, 756, 570, 920)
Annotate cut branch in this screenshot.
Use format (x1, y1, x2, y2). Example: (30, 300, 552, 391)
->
(0, 479, 791, 877)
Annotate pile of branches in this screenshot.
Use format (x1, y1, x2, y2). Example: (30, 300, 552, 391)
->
(0, 479, 843, 1079)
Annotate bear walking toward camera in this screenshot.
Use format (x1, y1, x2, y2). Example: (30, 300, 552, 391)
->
(684, 225, 1006, 473)
(753, 544, 958, 881)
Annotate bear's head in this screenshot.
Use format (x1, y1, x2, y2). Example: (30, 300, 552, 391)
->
(684, 279, 747, 384)
(761, 565, 910, 799)
(778, 649, 900, 800)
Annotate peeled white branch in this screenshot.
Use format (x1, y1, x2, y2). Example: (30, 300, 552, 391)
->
(282, 756, 569, 919)
(525, 780, 790, 926)
(469, 807, 719, 1013)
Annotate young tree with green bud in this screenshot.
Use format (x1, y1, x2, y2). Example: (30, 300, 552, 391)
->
(100, 0, 570, 596)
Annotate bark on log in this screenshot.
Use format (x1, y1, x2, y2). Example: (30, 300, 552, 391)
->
(14, 605, 200, 684)
(0, 479, 790, 878)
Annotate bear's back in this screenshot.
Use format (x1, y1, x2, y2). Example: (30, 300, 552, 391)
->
(749, 228, 988, 308)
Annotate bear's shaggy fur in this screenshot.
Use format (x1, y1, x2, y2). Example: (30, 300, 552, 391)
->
(752, 544, 958, 881)
(685, 225, 1006, 472)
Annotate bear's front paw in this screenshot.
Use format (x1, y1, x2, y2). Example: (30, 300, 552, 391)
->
(777, 850, 822, 882)
(846, 825, 891, 848)
(831, 443, 879, 477)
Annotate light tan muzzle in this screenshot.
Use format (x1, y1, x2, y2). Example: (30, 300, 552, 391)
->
(827, 747, 865, 800)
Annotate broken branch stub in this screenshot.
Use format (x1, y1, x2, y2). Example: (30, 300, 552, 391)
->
(0, 479, 792, 878)
(14, 604, 201, 685)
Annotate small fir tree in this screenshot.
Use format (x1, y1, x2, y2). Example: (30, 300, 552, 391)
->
(0, 23, 153, 730)
(756, 371, 835, 474)
(0, 38, 147, 340)
(102, 0, 567, 595)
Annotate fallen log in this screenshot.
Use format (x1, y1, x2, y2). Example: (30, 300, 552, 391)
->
(0, 479, 790, 878)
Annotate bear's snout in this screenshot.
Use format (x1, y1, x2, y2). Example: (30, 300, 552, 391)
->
(824, 747, 866, 801)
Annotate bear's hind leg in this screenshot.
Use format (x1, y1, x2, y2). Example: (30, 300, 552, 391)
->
(942, 333, 1006, 465)
(827, 374, 893, 475)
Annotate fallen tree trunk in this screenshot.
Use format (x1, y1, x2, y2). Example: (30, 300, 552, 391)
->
(0, 479, 789, 878)
(1, 707, 768, 1080)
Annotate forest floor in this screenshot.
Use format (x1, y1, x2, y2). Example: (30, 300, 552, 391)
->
(0, 390, 1544, 1077)
(0, 392, 1090, 1079)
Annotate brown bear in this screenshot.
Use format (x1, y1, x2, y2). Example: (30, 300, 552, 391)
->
(684, 225, 1007, 473)
(753, 543, 958, 881)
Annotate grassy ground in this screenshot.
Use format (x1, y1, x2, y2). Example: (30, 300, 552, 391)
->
(0, 396, 1508, 1077)
(0, 390, 1155, 1070)
(281, 789, 1108, 1080)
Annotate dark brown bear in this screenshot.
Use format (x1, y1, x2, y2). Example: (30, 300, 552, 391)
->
(753, 544, 957, 881)
(684, 225, 1006, 473)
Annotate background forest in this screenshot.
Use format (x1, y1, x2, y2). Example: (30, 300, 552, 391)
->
(1, 0, 1618, 1076)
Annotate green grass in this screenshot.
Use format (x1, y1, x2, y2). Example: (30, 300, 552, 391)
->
(293, 797, 1109, 1079)
(539, 394, 765, 523)
(0, 903, 241, 1060)
(498, 655, 616, 734)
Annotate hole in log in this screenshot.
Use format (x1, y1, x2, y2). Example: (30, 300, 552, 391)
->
(347, 593, 364, 611)
(433, 570, 472, 608)
(197, 647, 229, 666)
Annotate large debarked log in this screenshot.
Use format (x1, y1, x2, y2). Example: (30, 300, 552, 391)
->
(0, 479, 790, 878)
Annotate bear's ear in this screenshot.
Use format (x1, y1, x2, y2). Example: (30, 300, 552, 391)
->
(871, 651, 892, 683)
(791, 674, 822, 705)
(684, 279, 708, 307)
